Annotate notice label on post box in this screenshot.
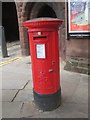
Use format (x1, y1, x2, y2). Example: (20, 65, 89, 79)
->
(36, 44, 45, 58)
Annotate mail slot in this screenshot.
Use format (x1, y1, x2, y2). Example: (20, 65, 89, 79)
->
(33, 36, 47, 40)
(23, 18, 63, 111)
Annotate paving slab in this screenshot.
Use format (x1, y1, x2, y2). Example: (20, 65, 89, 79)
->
(54, 102, 88, 118)
(0, 90, 2, 101)
(2, 102, 22, 118)
(1, 60, 31, 90)
(2, 90, 18, 102)
(26, 102, 88, 118)
(25, 80, 33, 90)
(0, 102, 2, 119)
(2, 79, 29, 90)
(2, 71, 31, 82)
(38, 103, 87, 118)
(2, 62, 32, 77)
(71, 80, 88, 104)
(1, 55, 88, 118)
(80, 74, 88, 84)
(60, 76, 80, 103)
(21, 101, 39, 118)
(22, 56, 31, 64)
(14, 89, 33, 102)
(61, 69, 81, 81)
(0, 68, 2, 90)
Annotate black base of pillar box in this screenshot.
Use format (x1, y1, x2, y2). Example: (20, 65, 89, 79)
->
(33, 88, 61, 111)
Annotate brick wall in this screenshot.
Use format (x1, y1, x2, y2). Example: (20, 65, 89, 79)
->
(15, 2, 66, 57)
(15, 1, 89, 74)
(15, 2, 30, 56)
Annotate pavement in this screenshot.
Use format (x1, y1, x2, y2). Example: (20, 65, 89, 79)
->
(0, 41, 88, 118)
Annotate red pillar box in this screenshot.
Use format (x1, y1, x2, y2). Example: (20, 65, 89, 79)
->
(23, 18, 63, 111)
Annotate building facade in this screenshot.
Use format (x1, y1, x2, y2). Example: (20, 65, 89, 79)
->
(3, 1, 90, 74)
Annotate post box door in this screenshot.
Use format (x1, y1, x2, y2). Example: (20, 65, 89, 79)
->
(29, 31, 60, 94)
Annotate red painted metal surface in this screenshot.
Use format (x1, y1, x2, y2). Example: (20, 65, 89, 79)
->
(23, 18, 63, 95)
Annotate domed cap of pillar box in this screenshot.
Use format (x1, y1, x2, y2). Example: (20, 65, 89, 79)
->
(23, 18, 64, 32)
